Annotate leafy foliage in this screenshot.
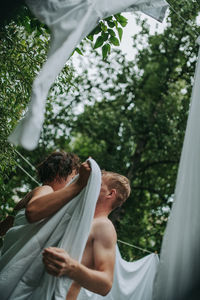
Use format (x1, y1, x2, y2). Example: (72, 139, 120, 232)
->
(86, 14, 127, 60)
(0, 6, 74, 220)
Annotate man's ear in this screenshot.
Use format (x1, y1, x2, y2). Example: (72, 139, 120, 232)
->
(108, 189, 117, 198)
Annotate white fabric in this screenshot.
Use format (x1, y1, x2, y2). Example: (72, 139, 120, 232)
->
(8, 0, 168, 150)
(0, 158, 101, 300)
(0, 156, 159, 300)
(78, 245, 159, 300)
(153, 37, 200, 300)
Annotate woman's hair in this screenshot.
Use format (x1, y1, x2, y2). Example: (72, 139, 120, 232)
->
(101, 170, 131, 202)
(36, 151, 80, 184)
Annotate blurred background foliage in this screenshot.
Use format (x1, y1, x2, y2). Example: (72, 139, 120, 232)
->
(0, 0, 199, 259)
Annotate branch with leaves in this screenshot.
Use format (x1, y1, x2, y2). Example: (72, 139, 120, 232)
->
(75, 13, 128, 60)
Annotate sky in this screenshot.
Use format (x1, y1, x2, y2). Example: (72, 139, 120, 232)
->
(120, 9, 200, 61)
(119, 11, 168, 60)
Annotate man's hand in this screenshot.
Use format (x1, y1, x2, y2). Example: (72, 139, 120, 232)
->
(43, 247, 75, 277)
(76, 161, 91, 189)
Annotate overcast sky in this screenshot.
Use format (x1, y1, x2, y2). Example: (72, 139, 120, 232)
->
(119, 11, 167, 60)
(120, 9, 200, 61)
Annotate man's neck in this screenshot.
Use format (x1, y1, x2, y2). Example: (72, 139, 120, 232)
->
(94, 204, 110, 218)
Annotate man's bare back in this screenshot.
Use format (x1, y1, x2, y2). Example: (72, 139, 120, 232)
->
(66, 217, 117, 300)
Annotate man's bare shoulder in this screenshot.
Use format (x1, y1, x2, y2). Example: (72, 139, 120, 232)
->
(93, 217, 116, 231)
(93, 217, 117, 246)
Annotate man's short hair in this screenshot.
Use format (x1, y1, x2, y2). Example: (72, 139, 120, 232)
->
(102, 171, 131, 202)
(36, 151, 80, 184)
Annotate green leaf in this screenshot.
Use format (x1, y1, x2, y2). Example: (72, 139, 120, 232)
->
(109, 36, 120, 46)
(101, 23, 107, 32)
(114, 13, 121, 18)
(75, 47, 83, 55)
(101, 32, 109, 42)
(87, 35, 93, 41)
(117, 27, 123, 41)
(102, 43, 111, 60)
(25, 21, 32, 34)
(94, 36, 104, 49)
(89, 25, 102, 36)
(107, 21, 115, 28)
(105, 16, 113, 21)
(114, 14, 128, 27)
(21, 40, 26, 47)
(108, 29, 116, 37)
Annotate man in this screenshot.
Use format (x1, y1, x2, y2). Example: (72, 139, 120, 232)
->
(42, 170, 131, 300)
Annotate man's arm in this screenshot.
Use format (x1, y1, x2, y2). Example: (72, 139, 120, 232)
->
(42, 220, 117, 296)
(26, 162, 91, 223)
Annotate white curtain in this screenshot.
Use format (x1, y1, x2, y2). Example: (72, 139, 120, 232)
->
(8, 0, 168, 150)
(153, 37, 200, 300)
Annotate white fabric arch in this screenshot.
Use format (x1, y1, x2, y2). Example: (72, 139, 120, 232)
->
(78, 246, 159, 300)
(8, 0, 168, 150)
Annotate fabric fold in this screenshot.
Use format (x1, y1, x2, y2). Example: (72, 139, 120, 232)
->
(153, 37, 200, 300)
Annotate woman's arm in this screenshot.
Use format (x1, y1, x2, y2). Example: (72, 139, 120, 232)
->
(26, 162, 91, 223)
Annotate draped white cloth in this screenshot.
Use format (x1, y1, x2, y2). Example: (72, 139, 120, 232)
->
(8, 0, 168, 150)
(0, 155, 159, 300)
(153, 37, 200, 300)
(78, 246, 159, 300)
(0, 158, 101, 300)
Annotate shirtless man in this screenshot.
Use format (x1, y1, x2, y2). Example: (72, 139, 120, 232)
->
(42, 171, 131, 299)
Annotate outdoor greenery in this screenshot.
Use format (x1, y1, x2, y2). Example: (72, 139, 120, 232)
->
(0, 1, 199, 259)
